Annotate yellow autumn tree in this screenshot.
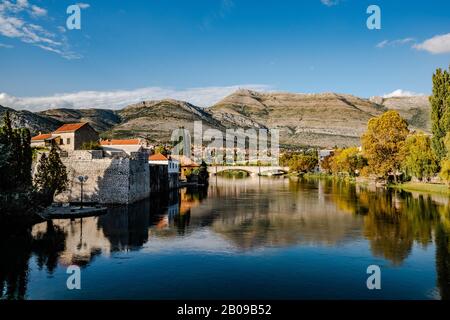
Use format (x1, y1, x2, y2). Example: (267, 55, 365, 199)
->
(362, 111, 410, 182)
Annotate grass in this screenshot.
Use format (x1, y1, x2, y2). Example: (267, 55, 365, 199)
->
(391, 182, 450, 196)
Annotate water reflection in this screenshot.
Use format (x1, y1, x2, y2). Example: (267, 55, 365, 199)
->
(0, 177, 450, 299)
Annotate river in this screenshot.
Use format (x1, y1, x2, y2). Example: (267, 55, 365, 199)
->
(1, 176, 449, 299)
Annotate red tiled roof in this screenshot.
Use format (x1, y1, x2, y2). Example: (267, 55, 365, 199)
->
(100, 139, 141, 146)
(149, 153, 168, 161)
(53, 122, 88, 133)
(31, 133, 52, 141)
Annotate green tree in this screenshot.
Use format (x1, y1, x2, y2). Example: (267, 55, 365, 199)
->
(431, 67, 450, 162)
(362, 111, 410, 182)
(0, 111, 33, 192)
(439, 160, 450, 186)
(80, 141, 102, 150)
(401, 132, 438, 181)
(34, 146, 68, 200)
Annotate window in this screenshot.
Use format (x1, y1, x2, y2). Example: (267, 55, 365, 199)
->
(67, 138, 71, 145)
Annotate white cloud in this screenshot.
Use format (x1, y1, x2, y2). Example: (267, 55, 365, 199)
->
(376, 38, 415, 48)
(30, 4, 46, 17)
(0, 84, 271, 111)
(414, 33, 450, 54)
(76, 3, 90, 9)
(382, 89, 425, 98)
(321, 0, 339, 6)
(0, 0, 79, 59)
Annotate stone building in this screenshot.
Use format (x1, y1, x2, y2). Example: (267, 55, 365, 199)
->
(53, 123, 99, 152)
(31, 122, 99, 151)
(55, 150, 150, 204)
(31, 133, 60, 148)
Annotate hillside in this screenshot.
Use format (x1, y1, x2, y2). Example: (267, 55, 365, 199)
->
(105, 99, 225, 142)
(0, 105, 61, 135)
(1, 90, 433, 149)
(370, 95, 431, 132)
(207, 89, 388, 148)
(38, 108, 121, 132)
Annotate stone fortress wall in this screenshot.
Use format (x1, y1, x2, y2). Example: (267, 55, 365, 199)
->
(55, 150, 150, 204)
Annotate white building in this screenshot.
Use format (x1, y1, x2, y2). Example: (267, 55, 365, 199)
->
(148, 153, 179, 174)
(100, 139, 148, 156)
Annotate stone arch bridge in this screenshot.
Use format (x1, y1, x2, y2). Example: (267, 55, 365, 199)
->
(208, 165, 289, 176)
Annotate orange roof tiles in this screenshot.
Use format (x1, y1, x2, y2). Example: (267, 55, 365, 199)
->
(31, 133, 52, 141)
(53, 123, 87, 133)
(149, 153, 168, 161)
(100, 139, 141, 146)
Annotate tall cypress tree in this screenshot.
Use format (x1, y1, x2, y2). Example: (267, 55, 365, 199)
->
(431, 67, 450, 161)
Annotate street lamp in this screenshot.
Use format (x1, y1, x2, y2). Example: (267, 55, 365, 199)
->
(77, 175, 89, 209)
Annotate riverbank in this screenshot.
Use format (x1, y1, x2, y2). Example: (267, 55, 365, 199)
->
(390, 182, 450, 196)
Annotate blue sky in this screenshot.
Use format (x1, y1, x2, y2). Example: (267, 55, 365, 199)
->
(1, 0, 450, 110)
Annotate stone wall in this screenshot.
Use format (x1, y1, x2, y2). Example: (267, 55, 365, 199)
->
(55, 151, 150, 204)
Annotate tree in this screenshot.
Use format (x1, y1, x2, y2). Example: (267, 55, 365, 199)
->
(439, 160, 450, 186)
(0, 111, 33, 192)
(401, 132, 438, 181)
(34, 146, 68, 200)
(154, 145, 169, 156)
(362, 111, 410, 182)
(288, 154, 318, 173)
(80, 141, 102, 150)
(331, 147, 367, 176)
(431, 67, 450, 162)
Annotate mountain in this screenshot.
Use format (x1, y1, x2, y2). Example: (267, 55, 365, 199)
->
(1, 90, 433, 149)
(38, 108, 121, 132)
(207, 89, 388, 148)
(369, 95, 431, 132)
(104, 99, 225, 142)
(0, 104, 62, 134)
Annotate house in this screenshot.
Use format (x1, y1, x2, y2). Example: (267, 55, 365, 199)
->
(148, 153, 180, 191)
(171, 155, 200, 180)
(31, 133, 60, 148)
(31, 123, 98, 151)
(148, 153, 180, 174)
(100, 139, 148, 155)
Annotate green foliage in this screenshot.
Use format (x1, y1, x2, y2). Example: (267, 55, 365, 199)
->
(362, 111, 410, 181)
(431, 67, 450, 162)
(80, 141, 102, 150)
(34, 146, 68, 198)
(0, 111, 33, 192)
(439, 159, 450, 186)
(400, 132, 438, 181)
(154, 145, 169, 156)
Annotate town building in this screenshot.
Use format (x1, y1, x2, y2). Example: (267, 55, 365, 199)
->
(31, 133, 60, 148)
(171, 155, 200, 180)
(148, 153, 180, 191)
(100, 139, 149, 156)
(31, 122, 99, 152)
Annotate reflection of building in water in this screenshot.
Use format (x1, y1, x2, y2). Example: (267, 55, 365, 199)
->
(32, 218, 111, 266)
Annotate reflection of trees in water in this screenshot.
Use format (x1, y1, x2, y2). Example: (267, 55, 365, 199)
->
(323, 180, 450, 298)
(0, 221, 66, 300)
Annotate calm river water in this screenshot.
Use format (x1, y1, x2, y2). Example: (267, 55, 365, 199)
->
(1, 177, 450, 300)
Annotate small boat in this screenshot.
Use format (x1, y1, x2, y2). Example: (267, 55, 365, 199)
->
(39, 203, 108, 220)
